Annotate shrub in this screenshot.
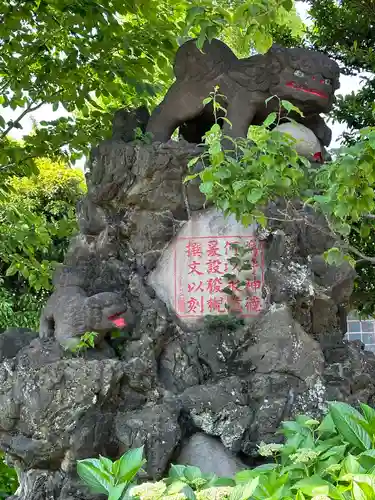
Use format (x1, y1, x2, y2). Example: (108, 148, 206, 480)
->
(0, 452, 18, 498)
(78, 401, 375, 499)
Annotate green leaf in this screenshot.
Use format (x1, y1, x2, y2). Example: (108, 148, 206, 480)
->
(199, 181, 214, 195)
(263, 112, 277, 128)
(281, 100, 304, 116)
(342, 454, 361, 474)
(324, 248, 344, 266)
(181, 485, 196, 500)
(282, 0, 293, 10)
(187, 156, 200, 168)
(329, 402, 372, 451)
(210, 477, 236, 487)
(184, 466, 202, 482)
(169, 465, 187, 480)
(76, 460, 111, 494)
(99, 455, 113, 474)
(247, 188, 263, 203)
(232, 181, 247, 192)
(358, 450, 375, 470)
(229, 477, 259, 500)
(291, 476, 331, 496)
(202, 97, 212, 106)
(360, 403, 375, 423)
(211, 123, 221, 134)
(108, 483, 127, 500)
(118, 447, 146, 483)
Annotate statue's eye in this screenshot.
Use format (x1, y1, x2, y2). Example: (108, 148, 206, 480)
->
(294, 69, 305, 77)
(323, 78, 332, 85)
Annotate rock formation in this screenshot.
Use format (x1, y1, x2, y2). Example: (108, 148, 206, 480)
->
(0, 40, 374, 500)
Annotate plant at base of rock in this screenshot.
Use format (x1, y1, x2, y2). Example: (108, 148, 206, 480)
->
(69, 331, 99, 353)
(164, 464, 235, 498)
(77, 447, 146, 500)
(79, 402, 375, 499)
(0, 452, 18, 498)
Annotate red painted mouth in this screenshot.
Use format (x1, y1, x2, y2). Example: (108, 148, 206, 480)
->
(108, 313, 127, 328)
(313, 152, 324, 163)
(286, 81, 328, 99)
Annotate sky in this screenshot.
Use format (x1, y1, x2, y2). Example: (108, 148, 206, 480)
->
(1, 1, 372, 169)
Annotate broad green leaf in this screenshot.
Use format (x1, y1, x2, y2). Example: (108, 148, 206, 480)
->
(317, 413, 336, 435)
(99, 455, 113, 474)
(187, 156, 200, 168)
(229, 477, 259, 500)
(181, 485, 196, 500)
(199, 181, 214, 195)
(324, 248, 345, 266)
(108, 483, 127, 500)
(209, 477, 236, 487)
(247, 188, 263, 203)
(358, 450, 375, 470)
(341, 454, 361, 475)
(360, 403, 375, 423)
(77, 460, 111, 494)
(263, 112, 277, 128)
(169, 465, 187, 480)
(118, 447, 146, 483)
(184, 466, 202, 482)
(291, 476, 331, 496)
(281, 100, 304, 116)
(329, 402, 372, 451)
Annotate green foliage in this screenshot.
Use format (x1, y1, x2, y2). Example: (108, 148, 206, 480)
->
(0, 156, 85, 291)
(0, 0, 303, 177)
(186, 97, 312, 228)
(0, 452, 18, 498)
(69, 331, 100, 353)
(185, 95, 375, 275)
(184, 0, 304, 56)
(307, 0, 375, 314)
(79, 402, 375, 499)
(308, 0, 375, 141)
(0, 156, 84, 331)
(77, 447, 146, 499)
(0, 284, 47, 331)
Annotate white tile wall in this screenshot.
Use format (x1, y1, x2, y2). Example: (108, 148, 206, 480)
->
(346, 312, 375, 352)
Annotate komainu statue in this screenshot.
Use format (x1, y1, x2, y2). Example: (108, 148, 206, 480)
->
(146, 38, 340, 148)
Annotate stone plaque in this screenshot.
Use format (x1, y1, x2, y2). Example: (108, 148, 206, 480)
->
(149, 208, 265, 326)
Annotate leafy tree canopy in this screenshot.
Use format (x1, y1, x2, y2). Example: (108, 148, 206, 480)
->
(308, 0, 375, 141)
(306, 0, 375, 316)
(0, 156, 85, 329)
(0, 0, 303, 175)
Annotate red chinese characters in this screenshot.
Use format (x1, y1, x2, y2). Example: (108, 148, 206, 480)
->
(175, 236, 264, 318)
(186, 241, 203, 258)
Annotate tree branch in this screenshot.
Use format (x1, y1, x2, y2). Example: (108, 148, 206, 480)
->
(0, 100, 45, 140)
(340, 243, 375, 265)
